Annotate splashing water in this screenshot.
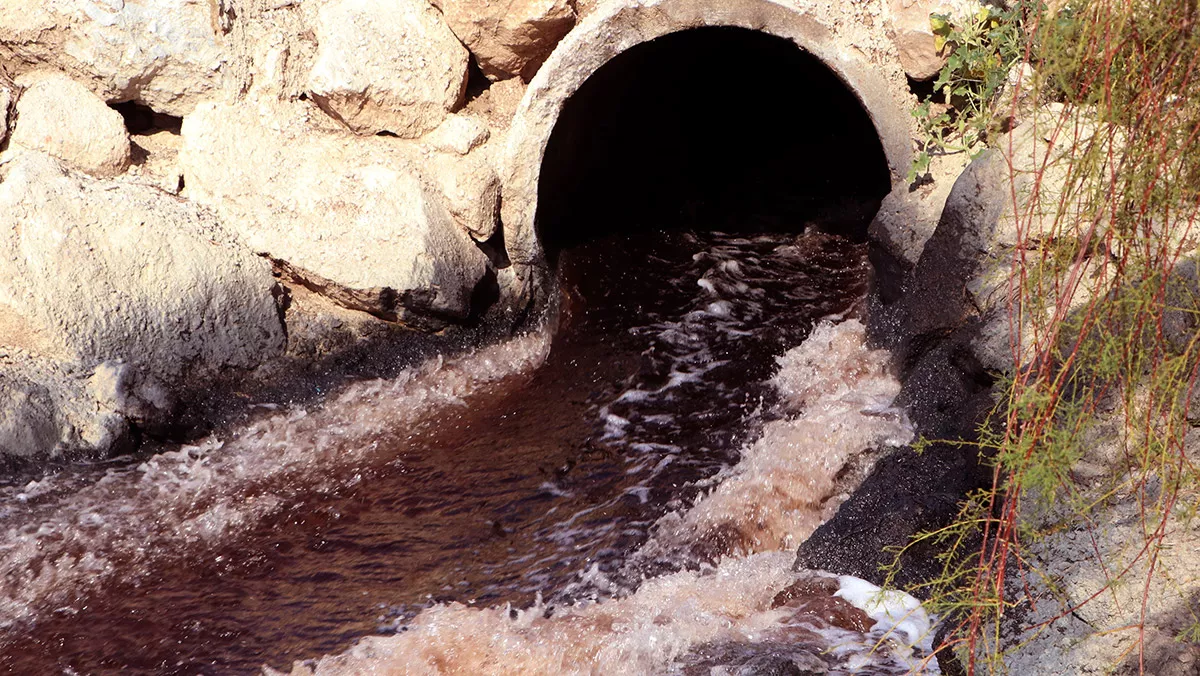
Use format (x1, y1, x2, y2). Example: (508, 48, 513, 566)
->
(638, 319, 913, 563)
(283, 320, 935, 675)
(0, 231, 939, 673)
(0, 333, 551, 632)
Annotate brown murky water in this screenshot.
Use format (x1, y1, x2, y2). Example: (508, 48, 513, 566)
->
(0, 230, 934, 674)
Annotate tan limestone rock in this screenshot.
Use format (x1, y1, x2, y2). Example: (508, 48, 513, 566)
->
(307, 0, 469, 138)
(421, 114, 500, 240)
(0, 0, 228, 116)
(435, 0, 577, 81)
(885, 0, 944, 81)
(180, 99, 489, 325)
(0, 151, 286, 386)
(425, 114, 490, 156)
(461, 76, 528, 133)
(0, 151, 286, 459)
(427, 144, 500, 241)
(8, 71, 131, 178)
(884, 0, 983, 81)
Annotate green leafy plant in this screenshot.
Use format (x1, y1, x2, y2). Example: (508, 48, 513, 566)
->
(908, 3, 1026, 183)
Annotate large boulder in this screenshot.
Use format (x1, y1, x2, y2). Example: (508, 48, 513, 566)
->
(434, 0, 577, 81)
(0, 373, 60, 460)
(307, 0, 469, 137)
(8, 71, 131, 178)
(882, 109, 1106, 374)
(0, 0, 228, 116)
(180, 100, 490, 327)
(0, 151, 286, 449)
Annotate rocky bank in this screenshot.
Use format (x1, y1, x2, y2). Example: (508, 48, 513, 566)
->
(0, 0, 971, 464)
(0, 0, 565, 462)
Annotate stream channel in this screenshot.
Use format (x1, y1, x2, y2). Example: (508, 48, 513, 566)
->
(0, 228, 936, 674)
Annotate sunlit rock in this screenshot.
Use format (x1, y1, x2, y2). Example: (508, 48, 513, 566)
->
(883, 0, 983, 81)
(0, 151, 286, 459)
(0, 0, 228, 116)
(180, 99, 490, 326)
(433, 0, 577, 81)
(8, 70, 131, 178)
(426, 143, 501, 241)
(424, 113, 491, 156)
(308, 0, 469, 137)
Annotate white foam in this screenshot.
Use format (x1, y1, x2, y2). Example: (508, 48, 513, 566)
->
(836, 578, 939, 673)
(835, 576, 935, 652)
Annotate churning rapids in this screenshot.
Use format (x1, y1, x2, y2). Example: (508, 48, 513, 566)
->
(0, 230, 938, 674)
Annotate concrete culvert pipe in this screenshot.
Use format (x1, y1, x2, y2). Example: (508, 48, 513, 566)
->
(500, 0, 914, 299)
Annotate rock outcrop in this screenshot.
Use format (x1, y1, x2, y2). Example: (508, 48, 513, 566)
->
(0, 152, 285, 379)
(0, 0, 228, 116)
(0, 151, 286, 459)
(308, 0, 470, 137)
(180, 100, 490, 327)
(0, 0, 530, 463)
(434, 0, 577, 81)
(8, 71, 131, 178)
(426, 140, 501, 241)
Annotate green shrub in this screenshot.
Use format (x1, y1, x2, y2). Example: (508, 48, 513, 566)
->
(896, 1, 1200, 672)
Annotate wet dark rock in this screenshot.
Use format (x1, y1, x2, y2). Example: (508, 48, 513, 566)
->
(795, 153, 1006, 593)
(679, 640, 833, 676)
(771, 575, 872, 633)
(771, 576, 840, 606)
(793, 438, 990, 591)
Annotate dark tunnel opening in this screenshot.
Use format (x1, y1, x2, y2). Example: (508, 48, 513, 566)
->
(535, 27, 893, 262)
